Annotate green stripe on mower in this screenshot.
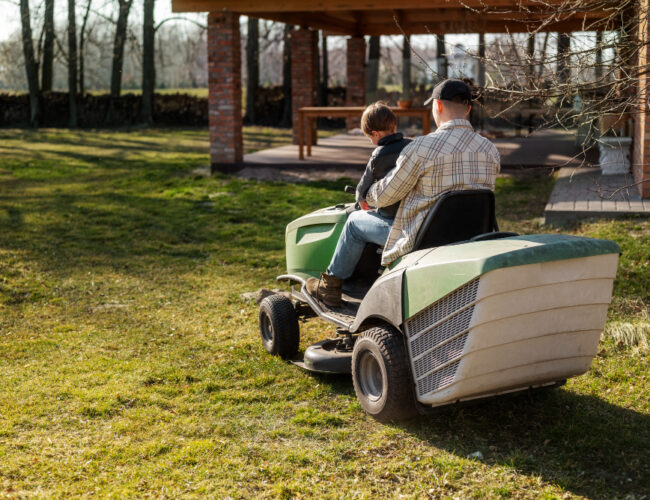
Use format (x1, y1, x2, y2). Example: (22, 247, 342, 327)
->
(402, 234, 620, 320)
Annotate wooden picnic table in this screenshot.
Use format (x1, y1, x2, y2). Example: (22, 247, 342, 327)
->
(297, 106, 432, 160)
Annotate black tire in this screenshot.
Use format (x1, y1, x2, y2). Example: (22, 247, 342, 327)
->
(259, 294, 300, 359)
(352, 326, 418, 422)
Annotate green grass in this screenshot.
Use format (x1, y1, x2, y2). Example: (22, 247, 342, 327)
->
(0, 128, 647, 498)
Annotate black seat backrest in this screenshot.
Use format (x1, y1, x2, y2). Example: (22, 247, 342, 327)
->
(411, 189, 499, 251)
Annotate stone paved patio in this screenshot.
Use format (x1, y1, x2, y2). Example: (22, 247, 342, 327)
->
(238, 129, 585, 182)
(544, 167, 650, 225)
(236, 130, 649, 224)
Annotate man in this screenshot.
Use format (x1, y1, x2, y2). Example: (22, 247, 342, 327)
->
(306, 79, 500, 307)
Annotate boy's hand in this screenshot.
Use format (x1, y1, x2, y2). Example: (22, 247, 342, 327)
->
(360, 200, 370, 211)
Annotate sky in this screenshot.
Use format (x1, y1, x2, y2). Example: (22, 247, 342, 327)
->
(0, 0, 183, 41)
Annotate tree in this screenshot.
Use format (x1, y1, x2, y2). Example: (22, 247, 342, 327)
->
(110, 0, 133, 97)
(526, 33, 535, 79)
(281, 24, 292, 127)
(402, 35, 411, 100)
(78, 0, 93, 95)
(436, 34, 447, 80)
(319, 31, 328, 106)
(19, 0, 40, 126)
(366, 35, 380, 99)
(106, 0, 133, 122)
(246, 16, 259, 124)
(477, 33, 486, 87)
(68, 0, 78, 127)
(141, 0, 155, 124)
(41, 0, 55, 92)
(557, 32, 571, 84)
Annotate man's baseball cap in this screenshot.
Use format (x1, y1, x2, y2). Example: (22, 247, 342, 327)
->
(424, 79, 472, 106)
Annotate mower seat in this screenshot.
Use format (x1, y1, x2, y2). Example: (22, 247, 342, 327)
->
(411, 189, 502, 251)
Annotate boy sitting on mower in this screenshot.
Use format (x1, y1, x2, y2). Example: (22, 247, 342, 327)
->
(306, 102, 411, 307)
(306, 79, 501, 308)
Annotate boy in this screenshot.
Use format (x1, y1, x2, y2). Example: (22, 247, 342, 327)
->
(305, 102, 412, 307)
(355, 102, 412, 217)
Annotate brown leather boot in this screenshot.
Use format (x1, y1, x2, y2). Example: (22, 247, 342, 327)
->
(305, 273, 344, 307)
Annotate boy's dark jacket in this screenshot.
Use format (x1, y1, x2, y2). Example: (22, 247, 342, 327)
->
(356, 132, 412, 218)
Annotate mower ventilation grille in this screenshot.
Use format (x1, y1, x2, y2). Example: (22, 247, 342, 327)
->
(404, 278, 479, 397)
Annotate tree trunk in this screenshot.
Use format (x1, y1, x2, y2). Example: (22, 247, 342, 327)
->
(477, 33, 486, 87)
(141, 0, 155, 124)
(106, 0, 133, 122)
(557, 32, 571, 84)
(281, 24, 292, 128)
(41, 0, 54, 92)
(245, 17, 259, 124)
(315, 30, 322, 107)
(402, 35, 411, 100)
(595, 31, 603, 81)
(68, 0, 78, 127)
(538, 33, 549, 80)
(110, 0, 132, 97)
(366, 35, 379, 99)
(527, 33, 535, 80)
(79, 0, 92, 95)
(19, 0, 40, 126)
(436, 34, 447, 80)
(319, 32, 328, 106)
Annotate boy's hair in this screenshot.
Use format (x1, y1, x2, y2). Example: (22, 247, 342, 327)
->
(361, 101, 397, 136)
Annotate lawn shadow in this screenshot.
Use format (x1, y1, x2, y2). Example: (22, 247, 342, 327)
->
(0, 129, 208, 156)
(305, 371, 356, 398)
(399, 388, 649, 497)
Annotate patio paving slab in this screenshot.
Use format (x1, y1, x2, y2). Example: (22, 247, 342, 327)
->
(544, 167, 650, 225)
(240, 129, 586, 183)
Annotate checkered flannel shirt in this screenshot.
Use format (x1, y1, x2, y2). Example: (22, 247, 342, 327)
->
(366, 119, 500, 265)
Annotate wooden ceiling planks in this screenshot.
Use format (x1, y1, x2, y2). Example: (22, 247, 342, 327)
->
(172, 0, 614, 34)
(173, 0, 571, 13)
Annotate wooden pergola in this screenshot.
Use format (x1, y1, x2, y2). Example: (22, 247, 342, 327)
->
(172, 0, 650, 198)
(173, 0, 608, 34)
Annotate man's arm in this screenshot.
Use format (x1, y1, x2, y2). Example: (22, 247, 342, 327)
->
(355, 162, 375, 203)
(355, 155, 378, 203)
(365, 145, 421, 208)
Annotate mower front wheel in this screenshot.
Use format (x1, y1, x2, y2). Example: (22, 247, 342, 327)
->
(352, 326, 418, 422)
(259, 294, 300, 359)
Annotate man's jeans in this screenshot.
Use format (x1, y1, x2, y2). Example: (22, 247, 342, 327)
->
(327, 210, 393, 279)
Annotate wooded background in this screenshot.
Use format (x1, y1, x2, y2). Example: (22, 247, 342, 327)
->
(0, 0, 640, 135)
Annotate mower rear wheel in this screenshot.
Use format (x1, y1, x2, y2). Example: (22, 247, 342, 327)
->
(259, 294, 300, 359)
(352, 326, 418, 422)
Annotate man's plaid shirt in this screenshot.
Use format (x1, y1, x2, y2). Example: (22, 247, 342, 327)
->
(366, 119, 500, 265)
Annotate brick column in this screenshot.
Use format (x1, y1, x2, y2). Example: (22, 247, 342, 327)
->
(633, 0, 650, 198)
(346, 36, 367, 130)
(207, 11, 242, 172)
(291, 28, 318, 145)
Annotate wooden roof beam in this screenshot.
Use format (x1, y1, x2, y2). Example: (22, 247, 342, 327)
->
(359, 17, 616, 35)
(172, 0, 571, 14)
(255, 11, 358, 33)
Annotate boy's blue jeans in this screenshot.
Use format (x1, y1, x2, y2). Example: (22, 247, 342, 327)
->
(327, 210, 393, 280)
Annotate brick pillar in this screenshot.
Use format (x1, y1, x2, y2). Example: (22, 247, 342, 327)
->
(633, 0, 650, 198)
(291, 28, 318, 145)
(207, 11, 242, 172)
(345, 36, 367, 130)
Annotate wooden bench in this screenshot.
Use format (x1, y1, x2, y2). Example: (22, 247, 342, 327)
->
(297, 106, 432, 160)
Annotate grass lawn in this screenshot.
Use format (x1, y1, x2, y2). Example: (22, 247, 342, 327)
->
(0, 128, 647, 498)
